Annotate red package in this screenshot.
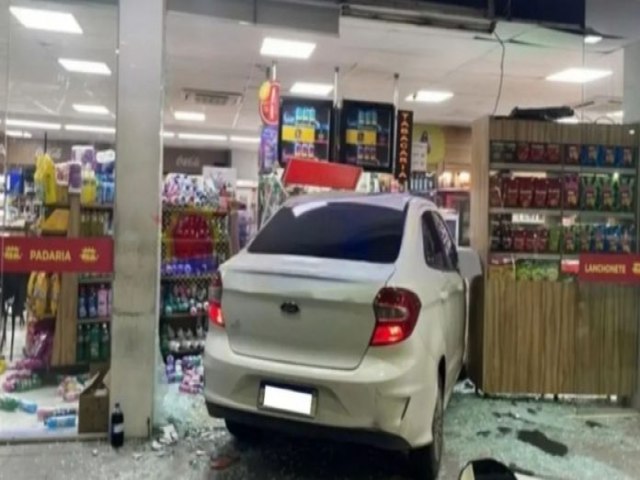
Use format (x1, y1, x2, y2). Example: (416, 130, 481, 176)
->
(516, 143, 530, 162)
(547, 178, 562, 208)
(530, 144, 545, 163)
(563, 174, 579, 209)
(566, 144, 580, 164)
(525, 230, 537, 252)
(546, 144, 561, 164)
(504, 178, 519, 207)
(533, 179, 548, 208)
(536, 228, 549, 252)
(489, 174, 503, 207)
(518, 177, 534, 208)
(513, 228, 526, 251)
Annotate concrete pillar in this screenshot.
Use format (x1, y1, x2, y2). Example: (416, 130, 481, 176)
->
(111, 0, 165, 437)
(624, 41, 640, 408)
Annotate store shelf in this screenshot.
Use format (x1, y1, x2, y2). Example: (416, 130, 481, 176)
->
(161, 273, 216, 282)
(564, 165, 636, 176)
(162, 205, 228, 216)
(490, 252, 562, 261)
(162, 348, 204, 360)
(79, 276, 113, 285)
(489, 207, 563, 216)
(160, 311, 207, 320)
(490, 162, 636, 176)
(564, 210, 636, 220)
(490, 207, 635, 220)
(78, 316, 111, 324)
(44, 203, 114, 211)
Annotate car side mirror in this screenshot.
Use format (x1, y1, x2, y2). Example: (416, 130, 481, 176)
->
(459, 459, 517, 480)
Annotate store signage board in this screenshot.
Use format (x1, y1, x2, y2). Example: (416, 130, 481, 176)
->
(259, 80, 280, 127)
(578, 254, 640, 284)
(1, 237, 114, 273)
(394, 110, 413, 184)
(282, 158, 362, 190)
(163, 147, 231, 174)
(411, 142, 428, 172)
(259, 80, 281, 173)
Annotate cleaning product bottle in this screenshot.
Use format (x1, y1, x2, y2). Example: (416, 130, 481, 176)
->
(100, 323, 110, 361)
(97, 284, 108, 318)
(46, 415, 77, 429)
(110, 403, 124, 448)
(89, 324, 100, 361)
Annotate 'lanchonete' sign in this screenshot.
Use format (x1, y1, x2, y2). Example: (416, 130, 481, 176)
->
(1, 237, 113, 273)
(578, 253, 640, 284)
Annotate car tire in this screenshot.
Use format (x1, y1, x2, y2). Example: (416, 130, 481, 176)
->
(225, 419, 262, 443)
(408, 381, 444, 480)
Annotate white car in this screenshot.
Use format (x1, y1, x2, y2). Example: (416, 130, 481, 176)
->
(204, 193, 467, 479)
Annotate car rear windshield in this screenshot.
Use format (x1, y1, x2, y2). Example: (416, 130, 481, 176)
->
(248, 201, 407, 263)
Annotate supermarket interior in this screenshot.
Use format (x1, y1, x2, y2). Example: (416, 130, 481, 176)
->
(0, 0, 639, 463)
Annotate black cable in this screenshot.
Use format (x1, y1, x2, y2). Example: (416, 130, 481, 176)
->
(492, 31, 506, 116)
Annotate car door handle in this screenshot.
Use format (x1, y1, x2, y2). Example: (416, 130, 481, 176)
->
(439, 290, 449, 301)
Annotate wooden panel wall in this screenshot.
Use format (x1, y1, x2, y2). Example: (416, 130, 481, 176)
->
(481, 279, 638, 395)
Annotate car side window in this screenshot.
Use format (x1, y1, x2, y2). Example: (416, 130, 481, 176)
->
(431, 212, 458, 271)
(421, 212, 450, 270)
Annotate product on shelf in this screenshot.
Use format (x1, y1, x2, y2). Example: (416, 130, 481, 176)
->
(162, 173, 221, 208)
(563, 174, 579, 209)
(566, 144, 580, 164)
(515, 260, 559, 281)
(76, 323, 111, 363)
(37, 406, 78, 422)
(619, 176, 635, 211)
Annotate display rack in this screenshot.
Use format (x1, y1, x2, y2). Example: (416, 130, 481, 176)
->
(470, 117, 639, 396)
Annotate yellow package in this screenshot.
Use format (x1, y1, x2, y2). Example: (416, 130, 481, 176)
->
(37, 154, 58, 205)
(32, 272, 50, 318)
(49, 274, 61, 315)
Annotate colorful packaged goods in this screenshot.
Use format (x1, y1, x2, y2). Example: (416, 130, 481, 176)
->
(581, 145, 599, 166)
(489, 174, 503, 207)
(546, 144, 562, 164)
(619, 176, 635, 211)
(548, 227, 562, 253)
(600, 146, 617, 167)
(515, 260, 559, 282)
(563, 174, 579, 209)
(518, 177, 534, 208)
(504, 177, 519, 208)
(592, 225, 606, 252)
(533, 179, 548, 208)
(578, 225, 592, 252)
(530, 143, 545, 163)
(581, 176, 600, 210)
(600, 176, 618, 210)
(617, 146, 635, 168)
(564, 227, 577, 254)
(566, 144, 580, 164)
(516, 143, 530, 162)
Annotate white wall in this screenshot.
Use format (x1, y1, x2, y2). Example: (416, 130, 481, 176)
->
(232, 148, 259, 181)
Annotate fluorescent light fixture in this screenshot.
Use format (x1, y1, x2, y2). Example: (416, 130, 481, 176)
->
(6, 119, 61, 130)
(5, 130, 32, 139)
(230, 135, 260, 144)
(162, 131, 175, 138)
(59, 58, 111, 75)
(65, 124, 115, 134)
(405, 90, 454, 103)
(584, 35, 603, 45)
(174, 111, 206, 122)
(261, 37, 316, 59)
(178, 133, 227, 141)
(290, 82, 333, 96)
(10, 6, 82, 34)
(546, 68, 612, 83)
(73, 104, 109, 115)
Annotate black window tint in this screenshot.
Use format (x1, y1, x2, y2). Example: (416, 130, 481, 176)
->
(432, 213, 457, 269)
(249, 202, 406, 263)
(422, 213, 450, 270)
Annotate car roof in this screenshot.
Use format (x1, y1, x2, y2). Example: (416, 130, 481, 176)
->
(284, 192, 437, 211)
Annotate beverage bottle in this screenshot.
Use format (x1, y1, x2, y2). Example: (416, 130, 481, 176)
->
(46, 415, 77, 429)
(76, 325, 86, 363)
(0, 396, 19, 412)
(110, 403, 124, 448)
(97, 284, 108, 317)
(78, 288, 87, 319)
(88, 288, 98, 318)
(100, 323, 110, 361)
(89, 324, 100, 361)
(20, 399, 38, 414)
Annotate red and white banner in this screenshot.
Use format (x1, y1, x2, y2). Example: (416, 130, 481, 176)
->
(578, 253, 640, 284)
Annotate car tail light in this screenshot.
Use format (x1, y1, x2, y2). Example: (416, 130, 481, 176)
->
(371, 288, 421, 346)
(208, 272, 225, 328)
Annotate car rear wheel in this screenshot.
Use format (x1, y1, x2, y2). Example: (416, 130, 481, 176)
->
(408, 381, 444, 479)
(225, 419, 262, 443)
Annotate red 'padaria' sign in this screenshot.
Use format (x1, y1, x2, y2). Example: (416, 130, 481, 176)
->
(0, 237, 114, 273)
(578, 253, 640, 283)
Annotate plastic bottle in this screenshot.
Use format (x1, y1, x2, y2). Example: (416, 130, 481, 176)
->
(89, 324, 100, 361)
(88, 288, 98, 318)
(0, 396, 19, 412)
(76, 325, 86, 363)
(110, 403, 124, 448)
(46, 415, 77, 429)
(19, 399, 38, 414)
(97, 285, 109, 318)
(78, 287, 87, 319)
(100, 323, 110, 361)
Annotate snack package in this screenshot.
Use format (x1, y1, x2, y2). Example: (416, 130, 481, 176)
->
(619, 176, 635, 211)
(489, 174, 504, 207)
(620, 226, 635, 254)
(488, 263, 515, 280)
(504, 177, 519, 208)
(581, 145, 599, 166)
(617, 146, 635, 168)
(547, 178, 562, 208)
(537, 227, 549, 252)
(491, 222, 502, 251)
(592, 225, 606, 252)
(563, 174, 579, 209)
(500, 221, 513, 251)
(578, 225, 592, 252)
(533, 179, 548, 208)
(515, 260, 533, 281)
(548, 226, 562, 253)
(513, 228, 526, 252)
(518, 177, 534, 208)
(600, 146, 617, 167)
(530, 143, 545, 163)
(490, 142, 505, 163)
(525, 230, 537, 252)
(545, 144, 562, 164)
(564, 226, 577, 253)
(581, 176, 599, 210)
(606, 226, 620, 253)
(600, 176, 618, 211)
(516, 143, 530, 162)
(566, 144, 581, 164)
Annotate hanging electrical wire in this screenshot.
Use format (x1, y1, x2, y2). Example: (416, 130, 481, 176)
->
(491, 30, 506, 116)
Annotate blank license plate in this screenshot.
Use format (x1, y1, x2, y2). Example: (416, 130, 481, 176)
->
(261, 385, 314, 416)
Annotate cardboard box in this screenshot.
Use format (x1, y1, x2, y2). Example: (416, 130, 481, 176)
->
(78, 369, 110, 434)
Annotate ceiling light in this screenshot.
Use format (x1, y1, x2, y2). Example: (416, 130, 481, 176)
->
(290, 82, 333, 96)
(65, 124, 115, 134)
(178, 133, 227, 141)
(546, 68, 612, 83)
(230, 135, 260, 144)
(556, 117, 580, 124)
(405, 90, 454, 103)
(59, 58, 111, 75)
(73, 104, 109, 115)
(174, 111, 205, 122)
(5, 130, 32, 139)
(10, 6, 82, 34)
(260, 37, 316, 59)
(162, 131, 175, 138)
(584, 35, 603, 45)
(6, 119, 61, 130)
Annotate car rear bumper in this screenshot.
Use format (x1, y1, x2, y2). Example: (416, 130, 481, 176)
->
(203, 328, 438, 449)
